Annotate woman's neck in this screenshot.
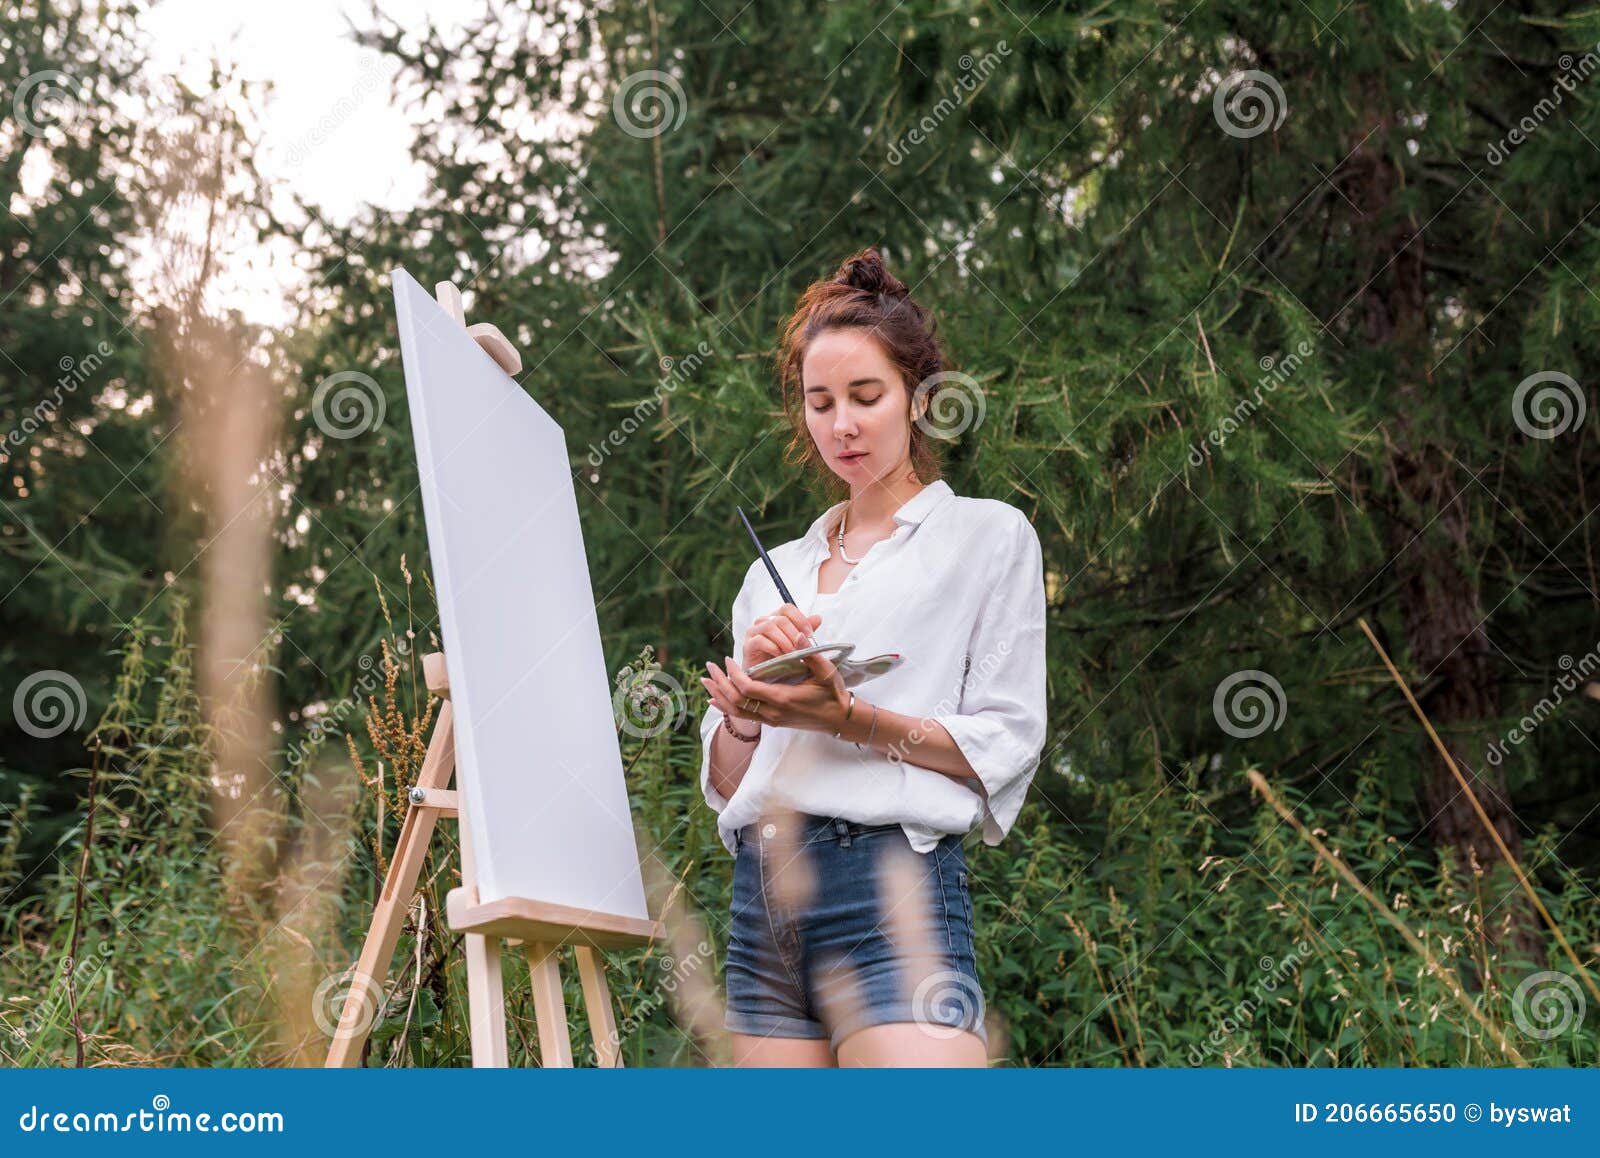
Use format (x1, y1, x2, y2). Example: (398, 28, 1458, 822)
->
(844, 466, 925, 533)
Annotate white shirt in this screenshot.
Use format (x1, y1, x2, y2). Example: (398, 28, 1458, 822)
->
(698, 478, 1048, 855)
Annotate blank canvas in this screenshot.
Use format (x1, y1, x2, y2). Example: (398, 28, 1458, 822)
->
(392, 267, 650, 923)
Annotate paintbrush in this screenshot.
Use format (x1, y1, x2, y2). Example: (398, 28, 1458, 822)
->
(735, 506, 796, 605)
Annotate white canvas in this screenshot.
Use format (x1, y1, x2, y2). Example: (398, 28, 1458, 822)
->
(391, 267, 650, 923)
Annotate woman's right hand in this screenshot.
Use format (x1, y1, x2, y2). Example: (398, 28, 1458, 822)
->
(742, 604, 822, 669)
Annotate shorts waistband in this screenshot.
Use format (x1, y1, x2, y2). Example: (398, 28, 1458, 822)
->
(735, 813, 904, 849)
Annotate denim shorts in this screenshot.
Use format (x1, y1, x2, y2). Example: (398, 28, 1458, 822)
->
(723, 811, 987, 1052)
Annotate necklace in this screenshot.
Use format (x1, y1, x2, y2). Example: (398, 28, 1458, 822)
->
(836, 504, 863, 564)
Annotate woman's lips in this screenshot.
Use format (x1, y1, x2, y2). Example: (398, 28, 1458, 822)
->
(838, 451, 869, 463)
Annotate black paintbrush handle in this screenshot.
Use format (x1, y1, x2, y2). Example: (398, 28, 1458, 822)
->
(736, 506, 796, 606)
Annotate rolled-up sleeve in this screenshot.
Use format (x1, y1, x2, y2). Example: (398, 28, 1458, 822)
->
(927, 510, 1048, 844)
(699, 560, 761, 813)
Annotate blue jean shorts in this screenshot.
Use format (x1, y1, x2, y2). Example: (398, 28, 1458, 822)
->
(723, 811, 987, 1052)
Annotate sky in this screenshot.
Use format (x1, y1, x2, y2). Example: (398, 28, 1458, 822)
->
(137, 0, 445, 323)
(142, 0, 435, 219)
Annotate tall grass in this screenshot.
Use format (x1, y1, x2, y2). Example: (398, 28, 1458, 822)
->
(1, 591, 1595, 1065)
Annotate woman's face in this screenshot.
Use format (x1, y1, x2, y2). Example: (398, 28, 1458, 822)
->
(801, 327, 922, 487)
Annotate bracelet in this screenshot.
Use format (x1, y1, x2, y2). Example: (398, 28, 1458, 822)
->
(722, 713, 760, 743)
(853, 702, 879, 750)
(832, 691, 856, 739)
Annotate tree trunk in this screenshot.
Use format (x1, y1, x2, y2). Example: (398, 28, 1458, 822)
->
(1344, 103, 1541, 961)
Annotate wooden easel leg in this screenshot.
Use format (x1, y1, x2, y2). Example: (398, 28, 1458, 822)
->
(464, 936, 509, 1066)
(526, 942, 574, 1067)
(576, 945, 623, 1067)
(457, 786, 510, 1068)
(326, 702, 458, 1068)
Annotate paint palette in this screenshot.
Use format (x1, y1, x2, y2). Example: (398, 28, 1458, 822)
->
(747, 642, 904, 688)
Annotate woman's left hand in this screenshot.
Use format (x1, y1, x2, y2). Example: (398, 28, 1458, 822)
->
(707, 651, 850, 734)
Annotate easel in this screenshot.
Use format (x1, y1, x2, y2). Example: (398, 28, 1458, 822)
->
(325, 285, 664, 1068)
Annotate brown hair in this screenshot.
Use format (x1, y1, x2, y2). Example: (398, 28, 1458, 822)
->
(776, 247, 946, 500)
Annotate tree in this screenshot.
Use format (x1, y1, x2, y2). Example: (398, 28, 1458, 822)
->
(1, 0, 273, 891)
(1, 0, 161, 872)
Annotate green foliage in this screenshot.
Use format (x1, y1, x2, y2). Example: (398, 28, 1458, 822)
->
(0, 593, 250, 1064)
(3, 621, 1594, 1065)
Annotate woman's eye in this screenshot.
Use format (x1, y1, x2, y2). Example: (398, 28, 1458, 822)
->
(808, 393, 879, 411)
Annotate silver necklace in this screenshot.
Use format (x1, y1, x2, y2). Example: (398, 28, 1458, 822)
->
(837, 504, 863, 564)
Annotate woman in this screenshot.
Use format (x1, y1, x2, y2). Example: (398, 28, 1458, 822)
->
(697, 247, 1048, 1067)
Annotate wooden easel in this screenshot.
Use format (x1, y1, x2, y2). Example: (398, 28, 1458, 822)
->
(325, 651, 661, 1067)
(325, 284, 664, 1068)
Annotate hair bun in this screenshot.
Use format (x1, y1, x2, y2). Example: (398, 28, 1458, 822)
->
(835, 247, 909, 299)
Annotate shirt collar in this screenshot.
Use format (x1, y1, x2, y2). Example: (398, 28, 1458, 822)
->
(804, 478, 954, 551)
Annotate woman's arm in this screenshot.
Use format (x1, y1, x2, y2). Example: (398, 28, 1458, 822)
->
(699, 554, 819, 812)
(706, 715, 763, 802)
(833, 703, 977, 783)
(706, 666, 977, 788)
(699, 562, 762, 814)
(919, 509, 1049, 840)
(703, 603, 814, 803)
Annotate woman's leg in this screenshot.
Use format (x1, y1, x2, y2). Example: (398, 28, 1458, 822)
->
(730, 1032, 838, 1067)
(834, 1023, 987, 1067)
(724, 820, 836, 1066)
(808, 828, 990, 1066)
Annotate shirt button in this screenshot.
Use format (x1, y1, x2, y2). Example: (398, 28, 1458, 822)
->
(762, 823, 776, 838)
